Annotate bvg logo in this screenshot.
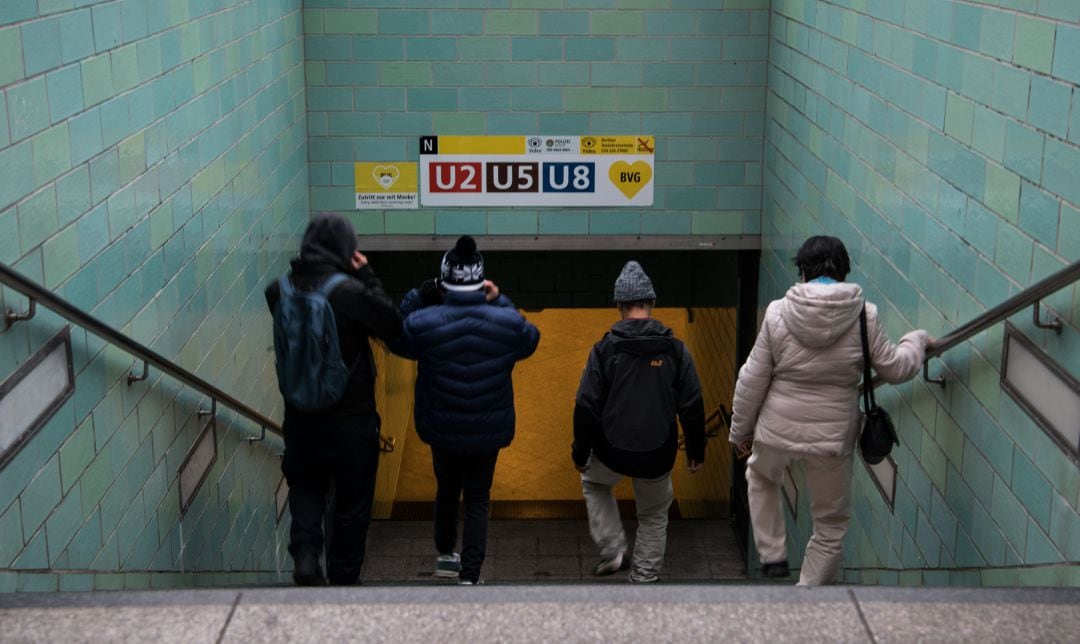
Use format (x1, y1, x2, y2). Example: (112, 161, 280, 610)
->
(650, 359, 664, 367)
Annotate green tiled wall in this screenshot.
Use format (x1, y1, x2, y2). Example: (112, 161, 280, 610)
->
(0, 0, 308, 592)
(304, 1, 769, 238)
(761, 0, 1079, 586)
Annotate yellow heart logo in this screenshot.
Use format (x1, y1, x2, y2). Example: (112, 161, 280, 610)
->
(608, 161, 652, 199)
(372, 165, 400, 190)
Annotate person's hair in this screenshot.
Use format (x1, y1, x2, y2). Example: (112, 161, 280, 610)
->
(794, 236, 850, 281)
(617, 299, 655, 312)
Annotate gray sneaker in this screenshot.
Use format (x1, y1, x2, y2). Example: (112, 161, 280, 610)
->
(629, 571, 659, 583)
(434, 553, 461, 578)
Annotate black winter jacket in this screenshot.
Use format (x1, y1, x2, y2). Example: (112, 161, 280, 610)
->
(265, 218, 401, 421)
(573, 317, 706, 479)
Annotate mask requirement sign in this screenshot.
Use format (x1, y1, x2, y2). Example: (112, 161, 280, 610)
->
(418, 135, 654, 207)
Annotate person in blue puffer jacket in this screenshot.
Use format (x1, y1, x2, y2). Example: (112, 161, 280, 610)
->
(390, 236, 540, 585)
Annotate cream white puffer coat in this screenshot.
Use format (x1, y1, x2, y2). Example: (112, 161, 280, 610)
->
(729, 281, 929, 456)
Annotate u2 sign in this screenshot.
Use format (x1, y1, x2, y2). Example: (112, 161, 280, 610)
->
(418, 136, 654, 207)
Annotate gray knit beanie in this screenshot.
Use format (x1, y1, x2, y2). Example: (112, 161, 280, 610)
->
(613, 261, 656, 303)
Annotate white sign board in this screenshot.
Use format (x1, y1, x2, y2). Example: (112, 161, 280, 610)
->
(418, 135, 654, 207)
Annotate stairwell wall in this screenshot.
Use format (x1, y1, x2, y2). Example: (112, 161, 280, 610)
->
(761, 0, 1079, 586)
(0, 0, 308, 591)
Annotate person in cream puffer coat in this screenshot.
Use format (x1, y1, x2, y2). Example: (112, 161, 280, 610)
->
(730, 236, 929, 586)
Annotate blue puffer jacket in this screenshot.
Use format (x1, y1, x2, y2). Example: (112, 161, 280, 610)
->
(389, 289, 540, 452)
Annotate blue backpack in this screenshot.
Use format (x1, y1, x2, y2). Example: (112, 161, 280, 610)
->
(272, 273, 352, 411)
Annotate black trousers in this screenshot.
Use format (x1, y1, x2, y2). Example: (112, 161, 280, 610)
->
(282, 412, 380, 585)
(432, 447, 500, 583)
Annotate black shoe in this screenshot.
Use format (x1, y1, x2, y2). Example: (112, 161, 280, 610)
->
(293, 552, 327, 586)
(761, 560, 790, 578)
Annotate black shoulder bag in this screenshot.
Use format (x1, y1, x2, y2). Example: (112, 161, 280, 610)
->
(858, 305, 898, 465)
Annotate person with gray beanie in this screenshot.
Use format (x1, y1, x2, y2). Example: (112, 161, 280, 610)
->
(572, 261, 706, 583)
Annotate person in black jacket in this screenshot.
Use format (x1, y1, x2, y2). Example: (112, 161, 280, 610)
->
(390, 236, 540, 585)
(265, 213, 402, 586)
(572, 261, 706, 583)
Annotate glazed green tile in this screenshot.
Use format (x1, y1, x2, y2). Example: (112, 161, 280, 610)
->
(565, 87, 614, 111)
(406, 37, 457, 61)
(540, 11, 588, 35)
(1060, 203, 1080, 260)
(385, 211, 434, 234)
(539, 212, 588, 234)
(22, 17, 63, 77)
(642, 212, 691, 234)
(33, 123, 71, 186)
(971, 106, 1005, 163)
(41, 222, 79, 288)
(487, 62, 538, 85)
(18, 188, 59, 253)
(592, 11, 643, 35)
(379, 62, 431, 86)
(486, 11, 537, 35)
(616, 37, 668, 61)
(7, 77, 51, 142)
(990, 64, 1030, 121)
(995, 221, 1033, 284)
(433, 112, 484, 133)
(303, 9, 324, 34)
(1002, 120, 1044, 184)
(615, 88, 667, 111)
(378, 10, 429, 35)
(1028, 75, 1071, 139)
(306, 35, 352, 60)
(1013, 16, 1054, 74)
(1043, 137, 1080, 208)
(92, 2, 122, 53)
(0, 26, 26, 87)
(20, 458, 62, 539)
(1018, 182, 1061, 248)
(566, 37, 616, 61)
(324, 10, 377, 35)
(589, 211, 639, 235)
(459, 37, 511, 60)
(691, 212, 743, 235)
(81, 54, 114, 108)
(943, 92, 973, 145)
(0, 503, 23, 567)
(1039, 0, 1080, 22)
(487, 112, 537, 133)
(1051, 24, 1080, 85)
(978, 8, 1014, 61)
(433, 11, 484, 35)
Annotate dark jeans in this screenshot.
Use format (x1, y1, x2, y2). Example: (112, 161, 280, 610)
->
(432, 447, 500, 582)
(282, 412, 380, 585)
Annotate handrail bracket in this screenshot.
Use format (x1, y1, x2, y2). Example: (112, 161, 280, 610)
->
(127, 360, 149, 386)
(247, 425, 267, 443)
(4, 298, 36, 330)
(923, 361, 946, 388)
(1032, 300, 1062, 334)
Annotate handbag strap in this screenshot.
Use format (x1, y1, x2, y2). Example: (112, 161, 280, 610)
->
(859, 305, 876, 412)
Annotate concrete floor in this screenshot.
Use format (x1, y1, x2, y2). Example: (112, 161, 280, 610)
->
(362, 519, 746, 583)
(2, 585, 1078, 643)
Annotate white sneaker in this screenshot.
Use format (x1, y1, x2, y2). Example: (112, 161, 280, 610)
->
(434, 553, 461, 578)
(458, 579, 484, 586)
(593, 551, 631, 576)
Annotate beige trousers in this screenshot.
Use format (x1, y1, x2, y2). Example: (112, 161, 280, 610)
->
(746, 443, 852, 586)
(581, 456, 673, 581)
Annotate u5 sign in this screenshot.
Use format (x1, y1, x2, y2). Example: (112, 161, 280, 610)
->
(418, 136, 654, 207)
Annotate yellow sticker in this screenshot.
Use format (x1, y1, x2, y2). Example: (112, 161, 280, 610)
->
(355, 162, 418, 192)
(608, 161, 652, 199)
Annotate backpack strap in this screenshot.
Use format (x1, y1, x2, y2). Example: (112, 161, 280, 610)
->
(317, 272, 350, 297)
(278, 275, 295, 298)
(859, 305, 876, 412)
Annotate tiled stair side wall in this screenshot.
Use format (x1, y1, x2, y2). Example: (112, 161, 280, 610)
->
(761, 0, 1079, 586)
(304, 0, 769, 238)
(0, 0, 309, 592)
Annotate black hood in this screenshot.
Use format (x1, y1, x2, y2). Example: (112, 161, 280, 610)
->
(608, 317, 674, 355)
(292, 213, 358, 272)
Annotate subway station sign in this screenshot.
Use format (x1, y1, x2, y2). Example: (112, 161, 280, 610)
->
(418, 135, 654, 207)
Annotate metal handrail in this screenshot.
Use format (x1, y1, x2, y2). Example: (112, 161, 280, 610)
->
(0, 262, 396, 452)
(926, 259, 1080, 359)
(904, 259, 1080, 387)
(1, 261, 281, 442)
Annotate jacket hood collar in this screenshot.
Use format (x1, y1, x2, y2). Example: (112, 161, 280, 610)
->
(291, 213, 358, 273)
(444, 289, 487, 305)
(609, 318, 674, 354)
(781, 281, 864, 348)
